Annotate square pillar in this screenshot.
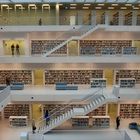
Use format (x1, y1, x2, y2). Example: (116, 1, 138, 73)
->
(119, 11, 124, 25)
(91, 10, 96, 25)
(77, 11, 83, 25)
(105, 11, 110, 25)
(132, 11, 137, 25)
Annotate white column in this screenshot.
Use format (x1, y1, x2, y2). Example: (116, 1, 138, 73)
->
(91, 10, 96, 25)
(132, 11, 137, 25)
(119, 11, 124, 25)
(56, 4, 59, 25)
(105, 11, 110, 25)
(77, 11, 83, 25)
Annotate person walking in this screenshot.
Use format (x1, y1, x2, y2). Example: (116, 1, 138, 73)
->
(11, 44, 15, 56)
(16, 44, 20, 55)
(32, 119, 36, 134)
(116, 116, 120, 129)
(44, 110, 50, 125)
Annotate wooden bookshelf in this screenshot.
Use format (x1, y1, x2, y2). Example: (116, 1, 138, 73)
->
(87, 104, 106, 116)
(119, 104, 140, 118)
(0, 70, 32, 85)
(45, 70, 103, 85)
(31, 40, 67, 55)
(79, 40, 132, 55)
(123, 47, 137, 55)
(4, 104, 30, 119)
(112, 12, 119, 25)
(115, 70, 140, 84)
(72, 116, 89, 127)
(137, 15, 140, 25)
(90, 78, 106, 88)
(9, 116, 28, 127)
(124, 12, 132, 25)
(119, 78, 136, 88)
(92, 116, 110, 128)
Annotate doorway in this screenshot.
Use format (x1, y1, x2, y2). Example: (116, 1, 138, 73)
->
(34, 69, 44, 85)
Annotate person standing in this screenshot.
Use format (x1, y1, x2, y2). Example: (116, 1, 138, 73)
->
(16, 44, 20, 55)
(32, 119, 36, 134)
(116, 116, 120, 129)
(39, 18, 42, 25)
(44, 110, 50, 125)
(6, 76, 11, 86)
(11, 44, 15, 56)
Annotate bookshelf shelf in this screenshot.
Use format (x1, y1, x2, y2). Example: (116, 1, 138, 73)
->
(31, 40, 67, 55)
(115, 70, 140, 84)
(80, 40, 132, 56)
(9, 116, 28, 127)
(90, 78, 106, 88)
(45, 70, 103, 85)
(92, 116, 110, 128)
(0, 70, 32, 85)
(119, 78, 136, 88)
(120, 104, 140, 118)
(124, 12, 132, 25)
(4, 104, 30, 119)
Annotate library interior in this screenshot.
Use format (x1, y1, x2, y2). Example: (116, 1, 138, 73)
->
(0, 0, 140, 140)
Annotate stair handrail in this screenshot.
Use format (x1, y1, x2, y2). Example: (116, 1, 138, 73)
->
(37, 87, 103, 129)
(43, 25, 94, 57)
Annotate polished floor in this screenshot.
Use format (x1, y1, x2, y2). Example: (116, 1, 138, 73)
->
(0, 118, 140, 140)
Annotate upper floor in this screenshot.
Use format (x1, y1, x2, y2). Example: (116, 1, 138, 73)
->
(0, 3, 140, 26)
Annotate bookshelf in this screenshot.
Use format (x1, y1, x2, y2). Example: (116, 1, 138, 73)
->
(72, 116, 89, 127)
(79, 40, 132, 55)
(119, 78, 136, 88)
(45, 70, 103, 85)
(0, 70, 32, 85)
(123, 47, 137, 55)
(90, 78, 106, 88)
(112, 12, 119, 25)
(31, 40, 67, 55)
(115, 70, 140, 84)
(119, 104, 140, 118)
(137, 15, 140, 25)
(9, 116, 28, 127)
(92, 116, 110, 128)
(87, 104, 106, 116)
(4, 104, 30, 119)
(124, 12, 132, 25)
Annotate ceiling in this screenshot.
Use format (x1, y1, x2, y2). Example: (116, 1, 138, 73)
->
(0, 0, 140, 4)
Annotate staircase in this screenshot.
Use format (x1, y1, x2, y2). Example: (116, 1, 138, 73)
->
(0, 86, 11, 111)
(43, 25, 103, 57)
(37, 86, 119, 134)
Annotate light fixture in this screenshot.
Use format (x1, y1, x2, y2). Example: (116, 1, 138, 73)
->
(6, 7, 12, 10)
(125, 4, 132, 6)
(111, 4, 118, 6)
(108, 7, 114, 10)
(95, 7, 102, 9)
(70, 4, 77, 6)
(83, 7, 89, 9)
(98, 4, 104, 6)
(121, 7, 127, 9)
(84, 4, 91, 6)
(59, 4, 63, 6)
(133, 7, 139, 9)
(70, 7, 76, 9)
(1, 4, 8, 7)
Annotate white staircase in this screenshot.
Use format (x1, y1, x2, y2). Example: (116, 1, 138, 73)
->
(43, 25, 103, 57)
(0, 86, 11, 112)
(37, 87, 119, 134)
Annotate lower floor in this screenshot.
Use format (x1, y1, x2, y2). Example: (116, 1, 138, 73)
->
(0, 118, 140, 140)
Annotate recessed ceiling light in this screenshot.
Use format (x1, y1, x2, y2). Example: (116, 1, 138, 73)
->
(108, 7, 114, 10)
(95, 7, 102, 9)
(125, 4, 132, 6)
(6, 7, 12, 10)
(70, 4, 77, 6)
(112, 4, 118, 6)
(70, 7, 76, 9)
(84, 4, 91, 6)
(133, 7, 139, 9)
(121, 7, 127, 9)
(98, 4, 104, 6)
(83, 7, 89, 9)
(59, 4, 63, 6)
